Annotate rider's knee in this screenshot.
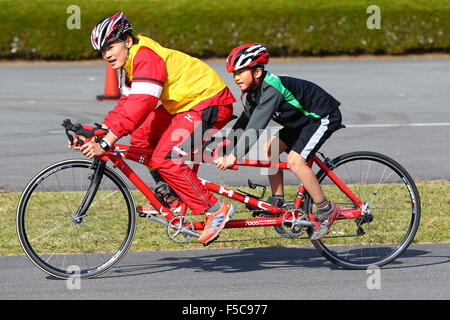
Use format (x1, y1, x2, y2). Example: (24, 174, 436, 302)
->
(286, 151, 307, 169)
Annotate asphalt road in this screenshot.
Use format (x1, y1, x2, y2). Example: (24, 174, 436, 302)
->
(1, 58, 449, 301)
(1, 243, 449, 300)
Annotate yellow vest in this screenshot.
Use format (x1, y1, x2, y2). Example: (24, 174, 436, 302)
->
(124, 35, 227, 114)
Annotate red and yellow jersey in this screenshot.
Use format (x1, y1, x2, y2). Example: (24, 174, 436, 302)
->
(103, 35, 235, 138)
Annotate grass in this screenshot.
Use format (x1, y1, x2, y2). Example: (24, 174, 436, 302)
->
(0, 0, 449, 59)
(1, 180, 449, 256)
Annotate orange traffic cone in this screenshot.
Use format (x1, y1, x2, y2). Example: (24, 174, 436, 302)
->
(96, 63, 121, 101)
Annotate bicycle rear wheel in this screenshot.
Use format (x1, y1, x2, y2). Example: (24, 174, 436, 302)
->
(308, 151, 421, 269)
(16, 159, 136, 279)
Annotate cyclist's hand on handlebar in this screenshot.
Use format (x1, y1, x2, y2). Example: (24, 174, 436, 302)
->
(213, 154, 237, 170)
(62, 119, 110, 152)
(80, 139, 105, 159)
(68, 135, 84, 151)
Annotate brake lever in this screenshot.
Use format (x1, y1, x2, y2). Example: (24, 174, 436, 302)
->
(62, 119, 75, 145)
(62, 119, 109, 149)
(61, 119, 89, 147)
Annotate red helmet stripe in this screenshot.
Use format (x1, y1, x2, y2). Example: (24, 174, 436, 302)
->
(226, 43, 269, 72)
(91, 12, 132, 50)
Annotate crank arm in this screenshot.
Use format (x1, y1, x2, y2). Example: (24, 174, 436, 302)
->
(141, 213, 168, 226)
(294, 219, 316, 228)
(179, 228, 199, 238)
(142, 213, 200, 238)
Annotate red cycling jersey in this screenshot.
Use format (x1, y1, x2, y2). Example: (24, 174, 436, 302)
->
(103, 35, 235, 139)
(101, 36, 235, 214)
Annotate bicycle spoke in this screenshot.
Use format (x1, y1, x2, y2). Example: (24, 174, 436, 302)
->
(88, 189, 119, 210)
(29, 219, 73, 243)
(311, 152, 420, 269)
(44, 222, 76, 263)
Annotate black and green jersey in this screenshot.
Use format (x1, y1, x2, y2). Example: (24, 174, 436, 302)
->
(231, 71, 340, 159)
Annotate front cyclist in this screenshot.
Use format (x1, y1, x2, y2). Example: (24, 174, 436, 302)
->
(79, 12, 236, 245)
(214, 43, 343, 241)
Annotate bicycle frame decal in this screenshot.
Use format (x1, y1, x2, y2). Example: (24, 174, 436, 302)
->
(199, 178, 277, 211)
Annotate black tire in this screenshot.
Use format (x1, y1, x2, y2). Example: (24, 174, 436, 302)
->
(308, 151, 421, 269)
(16, 159, 136, 279)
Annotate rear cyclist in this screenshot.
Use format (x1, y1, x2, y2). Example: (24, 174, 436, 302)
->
(214, 43, 343, 241)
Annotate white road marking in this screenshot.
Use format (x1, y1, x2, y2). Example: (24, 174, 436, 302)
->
(345, 122, 450, 128)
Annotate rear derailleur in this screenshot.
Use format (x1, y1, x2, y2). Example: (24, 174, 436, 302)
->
(354, 202, 374, 236)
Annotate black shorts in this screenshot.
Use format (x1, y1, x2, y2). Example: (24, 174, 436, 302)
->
(278, 108, 342, 161)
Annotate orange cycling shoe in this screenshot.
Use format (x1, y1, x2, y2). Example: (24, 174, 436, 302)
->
(199, 200, 236, 245)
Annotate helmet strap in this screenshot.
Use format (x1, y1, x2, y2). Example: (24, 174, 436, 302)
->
(119, 40, 130, 61)
(117, 39, 131, 89)
(249, 68, 263, 91)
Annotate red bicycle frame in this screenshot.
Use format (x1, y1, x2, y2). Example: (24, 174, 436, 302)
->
(98, 143, 364, 231)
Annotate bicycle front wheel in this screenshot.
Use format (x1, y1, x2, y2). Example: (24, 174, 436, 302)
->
(309, 151, 421, 269)
(16, 159, 136, 279)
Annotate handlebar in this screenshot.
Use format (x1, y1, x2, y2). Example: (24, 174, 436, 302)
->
(212, 139, 238, 170)
(61, 119, 109, 147)
(61, 119, 238, 169)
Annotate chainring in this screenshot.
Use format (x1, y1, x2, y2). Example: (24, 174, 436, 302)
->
(166, 215, 195, 243)
(273, 202, 308, 239)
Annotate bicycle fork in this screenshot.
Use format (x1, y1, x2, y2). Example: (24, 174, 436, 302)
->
(72, 159, 106, 224)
